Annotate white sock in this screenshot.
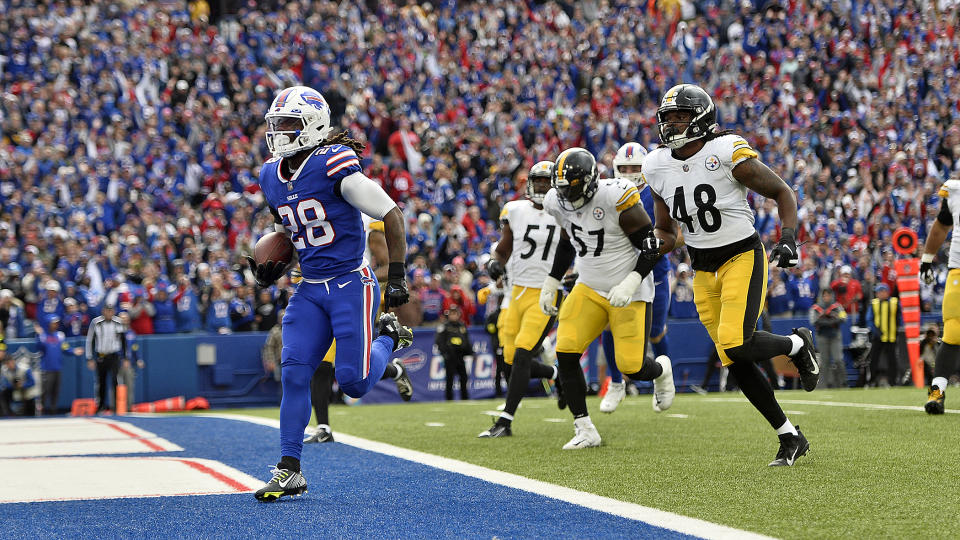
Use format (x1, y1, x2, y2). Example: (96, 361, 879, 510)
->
(788, 334, 804, 356)
(573, 415, 593, 428)
(317, 424, 330, 431)
(776, 419, 798, 436)
(498, 412, 514, 421)
(933, 377, 948, 392)
(551, 365, 559, 380)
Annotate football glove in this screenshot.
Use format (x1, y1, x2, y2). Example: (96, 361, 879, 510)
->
(539, 276, 561, 316)
(606, 271, 642, 308)
(246, 256, 287, 288)
(384, 262, 410, 308)
(639, 233, 663, 260)
(485, 258, 506, 281)
(771, 228, 799, 268)
(561, 271, 579, 292)
(920, 253, 935, 285)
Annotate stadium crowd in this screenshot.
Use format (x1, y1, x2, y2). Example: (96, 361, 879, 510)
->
(0, 0, 958, 347)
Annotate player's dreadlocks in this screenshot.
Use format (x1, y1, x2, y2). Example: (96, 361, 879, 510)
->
(321, 131, 365, 154)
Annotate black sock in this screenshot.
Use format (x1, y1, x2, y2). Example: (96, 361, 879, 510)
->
(502, 349, 533, 417)
(503, 363, 512, 382)
(310, 363, 334, 426)
(625, 357, 663, 381)
(725, 331, 793, 363)
(557, 351, 588, 418)
(381, 362, 399, 380)
(278, 456, 300, 472)
(530, 360, 555, 380)
(728, 360, 786, 429)
(934, 343, 960, 380)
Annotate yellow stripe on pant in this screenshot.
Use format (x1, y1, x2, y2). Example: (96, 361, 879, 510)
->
(499, 285, 558, 365)
(692, 246, 768, 366)
(944, 269, 960, 345)
(555, 283, 650, 373)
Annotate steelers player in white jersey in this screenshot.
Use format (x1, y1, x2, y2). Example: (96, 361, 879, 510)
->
(303, 214, 413, 444)
(478, 161, 563, 438)
(919, 178, 960, 414)
(538, 147, 675, 450)
(641, 84, 820, 466)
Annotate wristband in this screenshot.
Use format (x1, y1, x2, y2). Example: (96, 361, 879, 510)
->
(921, 253, 935, 264)
(388, 262, 405, 280)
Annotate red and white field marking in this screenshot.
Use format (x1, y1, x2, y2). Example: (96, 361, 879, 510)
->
(0, 456, 259, 503)
(0, 417, 182, 458)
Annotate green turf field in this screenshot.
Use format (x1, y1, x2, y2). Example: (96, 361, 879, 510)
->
(222, 387, 960, 539)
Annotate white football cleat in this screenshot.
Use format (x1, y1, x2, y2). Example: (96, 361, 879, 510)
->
(599, 381, 626, 413)
(562, 417, 602, 450)
(652, 355, 675, 412)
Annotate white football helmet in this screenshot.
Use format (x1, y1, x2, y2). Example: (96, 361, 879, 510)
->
(612, 142, 648, 185)
(526, 161, 553, 204)
(264, 86, 333, 158)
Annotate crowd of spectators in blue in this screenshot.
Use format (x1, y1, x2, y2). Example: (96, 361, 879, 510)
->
(1, 0, 958, 348)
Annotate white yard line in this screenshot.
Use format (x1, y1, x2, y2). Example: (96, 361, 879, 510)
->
(196, 413, 774, 540)
(702, 396, 960, 414)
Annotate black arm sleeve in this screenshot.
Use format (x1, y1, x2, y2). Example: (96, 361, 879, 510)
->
(548, 235, 577, 280)
(269, 206, 282, 224)
(627, 224, 658, 278)
(938, 199, 952, 226)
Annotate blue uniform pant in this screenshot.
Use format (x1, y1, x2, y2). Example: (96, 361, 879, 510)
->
(606, 278, 670, 382)
(278, 266, 393, 461)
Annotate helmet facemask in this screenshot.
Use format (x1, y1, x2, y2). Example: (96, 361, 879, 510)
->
(657, 105, 715, 150)
(526, 160, 554, 204)
(264, 87, 333, 157)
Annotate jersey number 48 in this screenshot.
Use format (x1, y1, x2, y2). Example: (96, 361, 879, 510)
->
(671, 185, 722, 234)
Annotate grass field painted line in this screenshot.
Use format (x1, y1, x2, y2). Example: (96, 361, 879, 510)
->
(703, 397, 960, 414)
(199, 413, 774, 540)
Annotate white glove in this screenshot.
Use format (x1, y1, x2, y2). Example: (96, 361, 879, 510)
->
(606, 271, 643, 307)
(540, 276, 561, 316)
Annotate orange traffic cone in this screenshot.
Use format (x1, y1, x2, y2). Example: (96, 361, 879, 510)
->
(116, 384, 128, 415)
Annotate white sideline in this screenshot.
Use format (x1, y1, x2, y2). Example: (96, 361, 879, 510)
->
(703, 396, 960, 414)
(196, 413, 773, 540)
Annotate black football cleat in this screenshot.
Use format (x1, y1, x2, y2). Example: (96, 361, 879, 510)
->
(925, 386, 945, 415)
(303, 426, 334, 443)
(254, 467, 307, 502)
(378, 313, 413, 352)
(478, 422, 512, 438)
(768, 427, 810, 467)
(555, 374, 567, 410)
(392, 358, 413, 401)
(790, 328, 821, 392)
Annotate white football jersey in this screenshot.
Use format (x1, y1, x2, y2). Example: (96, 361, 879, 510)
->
(543, 179, 654, 302)
(500, 199, 561, 288)
(361, 213, 384, 267)
(642, 134, 758, 249)
(938, 179, 960, 269)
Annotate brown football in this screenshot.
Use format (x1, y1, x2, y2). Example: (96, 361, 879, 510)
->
(253, 231, 295, 266)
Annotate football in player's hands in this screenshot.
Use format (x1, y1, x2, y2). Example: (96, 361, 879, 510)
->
(485, 258, 505, 280)
(253, 231, 295, 267)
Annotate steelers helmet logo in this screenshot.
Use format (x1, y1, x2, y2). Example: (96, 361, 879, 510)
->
(705, 155, 721, 171)
(593, 207, 605, 220)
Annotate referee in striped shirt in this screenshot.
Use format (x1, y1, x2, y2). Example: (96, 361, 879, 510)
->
(86, 303, 127, 413)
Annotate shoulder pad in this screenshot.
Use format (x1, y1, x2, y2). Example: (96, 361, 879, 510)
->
(939, 179, 960, 197)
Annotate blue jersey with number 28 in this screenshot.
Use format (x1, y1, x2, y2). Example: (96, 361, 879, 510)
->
(259, 144, 367, 280)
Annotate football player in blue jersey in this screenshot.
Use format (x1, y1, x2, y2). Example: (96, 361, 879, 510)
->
(249, 86, 413, 502)
(599, 142, 674, 413)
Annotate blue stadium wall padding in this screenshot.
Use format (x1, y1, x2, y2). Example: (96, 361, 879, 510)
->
(5, 313, 942, 409)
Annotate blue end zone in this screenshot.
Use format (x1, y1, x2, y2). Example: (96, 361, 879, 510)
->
(2, 416, 697, 539)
